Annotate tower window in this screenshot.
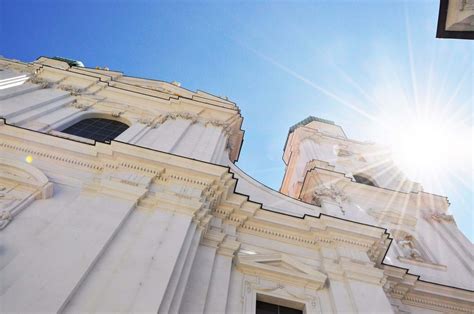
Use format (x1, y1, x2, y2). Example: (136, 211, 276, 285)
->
(61, 118, 129, 142)
(353, 174, 377, 187)
(256, 301, 302, 314)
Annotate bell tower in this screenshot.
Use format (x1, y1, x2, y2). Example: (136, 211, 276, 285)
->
(279, 116, 431, 216)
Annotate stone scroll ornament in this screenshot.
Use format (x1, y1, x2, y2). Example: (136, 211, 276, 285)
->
(0, 159, 53, 230)
(0, 184, 32, 229)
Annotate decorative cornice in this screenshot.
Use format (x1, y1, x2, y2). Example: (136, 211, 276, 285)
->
(201, 229, 241, 256)
(218, 238, 241, 257)
(1, 126, 387, 253)
(214, 209, 381, 252)
(0, 136, 222, 182)
(403, 293, 472, 313)
(241, 221, 320, 247)
(0, 140, 103, 171)
(383, 266, 474, 313)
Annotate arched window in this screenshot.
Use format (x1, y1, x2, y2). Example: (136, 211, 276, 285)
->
(61, 118, 129, 142)
(353, 174, 377, 187)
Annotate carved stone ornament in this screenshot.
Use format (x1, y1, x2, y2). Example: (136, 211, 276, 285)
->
(155, 112, 234, 131)
(312, 184, 348, 214)
(397, 235, 423, 261)
(69, 102, 92, 111)
(205, 119, 228, 128)
(310, 194, 322, 207)
(137, 116, 154, 126)
(0, 188, 21, 210)
(27, 76, 53, 89)
(423, 211, 455, 223)
(337, 148, 353, 157)
(168, 112, 198, 123)
(111, 111, 124, 118)
(0, 209, 12, 221)
(58, 84, 84, 95)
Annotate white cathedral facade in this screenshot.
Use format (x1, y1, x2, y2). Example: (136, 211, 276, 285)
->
(0, 56, 472, 313)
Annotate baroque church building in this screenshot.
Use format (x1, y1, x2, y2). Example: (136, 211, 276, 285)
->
(0, 56, 472, 313)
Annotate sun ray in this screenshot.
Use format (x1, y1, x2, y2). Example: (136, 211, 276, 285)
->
(404, 6, 419, 112)
(329, 60, 382, 110)
(432, 47, 458, 110)
(232, 38, 378, 123)
(443, 68, 470, 110)
(424, 39, 438, 113)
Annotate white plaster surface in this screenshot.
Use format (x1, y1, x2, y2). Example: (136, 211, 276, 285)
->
(0, 57, 472, 314)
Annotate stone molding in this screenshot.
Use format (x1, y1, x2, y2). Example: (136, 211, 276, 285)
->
(383, 266, 474, 313)
(213, 203, 387, 258)
(323, 257, 385, 285)
(236, 253, 327, 290)
(201, 228, 241, 257)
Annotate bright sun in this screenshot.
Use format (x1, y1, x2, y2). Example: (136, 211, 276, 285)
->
(379, 113, 470, 189)
(391, 119, 454, 172)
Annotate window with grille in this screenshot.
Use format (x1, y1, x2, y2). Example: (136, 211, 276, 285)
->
(256, 301, 303, 314)
(61, 118, 129, 142)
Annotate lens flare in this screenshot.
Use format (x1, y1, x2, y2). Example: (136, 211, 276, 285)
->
(378, 112, 470, 191)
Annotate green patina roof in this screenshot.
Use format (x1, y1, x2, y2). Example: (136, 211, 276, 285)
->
(51, 56, 84, 67)
(288, 116, 335, 134)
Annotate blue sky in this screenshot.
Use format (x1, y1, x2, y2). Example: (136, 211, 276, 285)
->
(1, 0, 472, 240)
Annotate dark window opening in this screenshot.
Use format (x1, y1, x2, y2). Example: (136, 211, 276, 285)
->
(353, 174, 377, 187)
(256, 301, 303, 314)
(61, 118, 129, 142)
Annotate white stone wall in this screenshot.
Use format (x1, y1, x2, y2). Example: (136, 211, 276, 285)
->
(0, 57, 472, 313)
